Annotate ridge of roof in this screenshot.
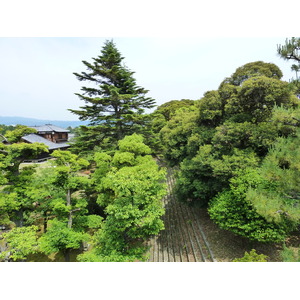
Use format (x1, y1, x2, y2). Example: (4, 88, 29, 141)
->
(28, 124, 70, 133)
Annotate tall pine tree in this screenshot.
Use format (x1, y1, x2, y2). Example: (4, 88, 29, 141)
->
(277, 37, 300, 97)
(69, 40, 155, 151)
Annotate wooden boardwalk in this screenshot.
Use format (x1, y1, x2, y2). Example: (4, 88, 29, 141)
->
(147, 168, 216, 262)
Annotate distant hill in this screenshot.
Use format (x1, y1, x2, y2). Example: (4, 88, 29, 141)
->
(0, 116, 89, 129)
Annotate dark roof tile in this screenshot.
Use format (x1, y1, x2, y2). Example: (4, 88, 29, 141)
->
(22, 133, 70, 150)
(28, 124, 69, 133)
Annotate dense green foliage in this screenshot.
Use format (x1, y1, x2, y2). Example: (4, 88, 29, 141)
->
(280, 244, 300, 262)
(208, 169, 289, 242)
(0, 126, 49, 228)
(39, 219, 88, 261)
(1, 128, 165, 261)
(158, 59, 300, 243)
(159, 106, 199, 165)
(0, 225, 39, 261)
(233, 249, 268, 262)
(0, 124, 15, 136)
(78, 134, 166, 261)
(246, 132, 300, 225)
(220, 61, 283, 86)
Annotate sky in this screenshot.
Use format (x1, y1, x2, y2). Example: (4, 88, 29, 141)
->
(0, 37, 296, 121)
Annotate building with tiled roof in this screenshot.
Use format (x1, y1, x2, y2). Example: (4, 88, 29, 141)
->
(21, 124, 71, 160)
(27, 124, 70, 143)
(22, 133, 70, 151)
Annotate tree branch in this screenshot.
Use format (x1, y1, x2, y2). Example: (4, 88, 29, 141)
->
(0, 134, 8, 143)
(0, 149, 9, 155)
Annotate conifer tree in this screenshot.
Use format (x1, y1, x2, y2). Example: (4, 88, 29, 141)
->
(277, 37, 300, 96)
(69, 40, 155, 150)
(277, 37, 300, 63)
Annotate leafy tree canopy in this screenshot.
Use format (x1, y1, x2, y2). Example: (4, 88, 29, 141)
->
(0, 225, 39, 261)
(161, 60, 300, 243)
(39, 218, 88, 261)
(220, 61, 283, 87)
(159, 105, 200, 166)
(154, 99, 195, 121)
(79, 134, 166, 261)
(208, 168, 289, 242)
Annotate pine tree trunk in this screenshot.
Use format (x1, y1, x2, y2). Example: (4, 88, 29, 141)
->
(66, 189, 72, 229)
(115, 107, 122, 140)
(64, 248, 71, 262)
(66, 189, 71, 206)
(43, 212, 48, 233)
(17, 209, 24, 227)
(68, 211, 73, 229)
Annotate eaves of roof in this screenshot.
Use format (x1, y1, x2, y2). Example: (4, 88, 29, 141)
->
(22, 133, 70, 150)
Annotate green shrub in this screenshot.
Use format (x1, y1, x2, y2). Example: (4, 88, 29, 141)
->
(280, 245, 300, 262)
(233, 249, 268, 262)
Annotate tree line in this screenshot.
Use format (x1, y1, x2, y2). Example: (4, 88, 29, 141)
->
(1, 38, 300, 261)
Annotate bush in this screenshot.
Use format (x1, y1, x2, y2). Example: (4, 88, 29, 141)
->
(233, 249, 268, 262)
(208, 169, 288, 242)
(280, 245, 300, 262)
